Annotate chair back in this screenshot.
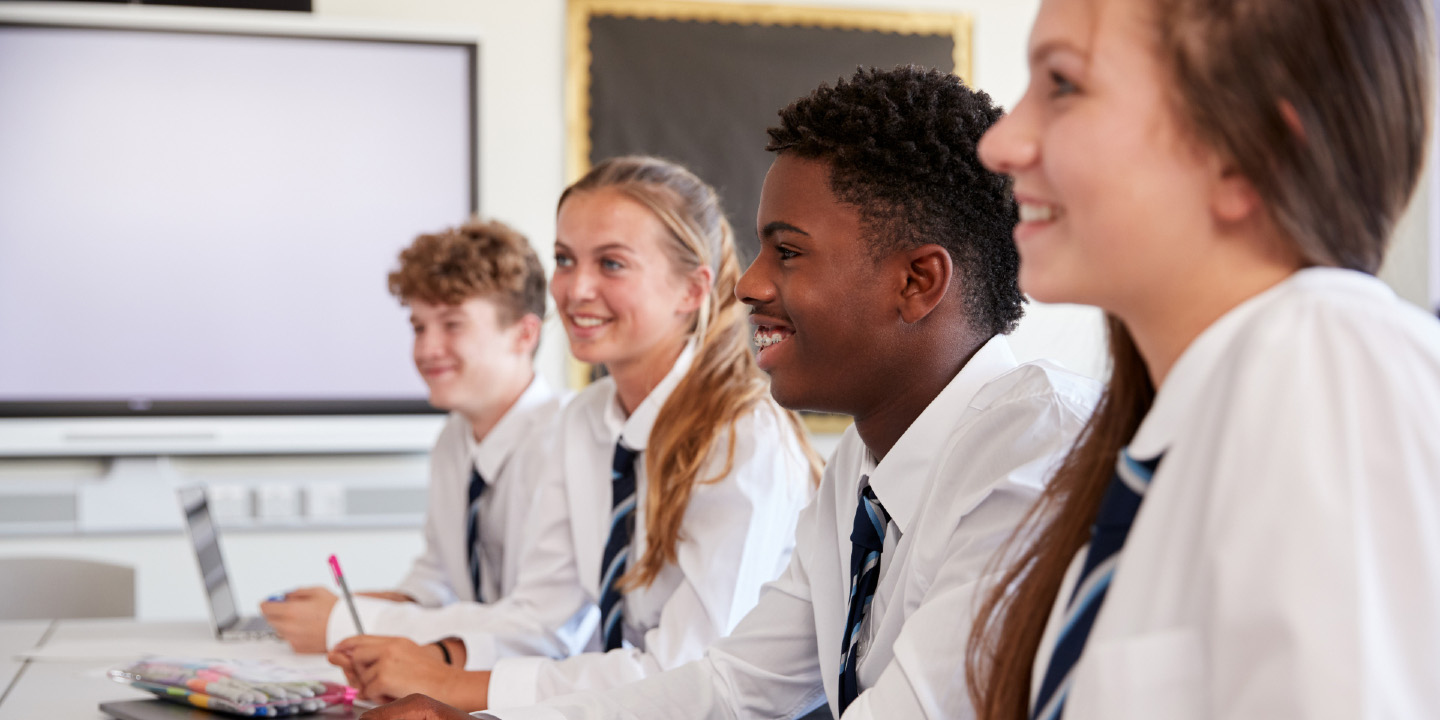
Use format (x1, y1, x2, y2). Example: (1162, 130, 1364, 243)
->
(0, 556, 136, 619)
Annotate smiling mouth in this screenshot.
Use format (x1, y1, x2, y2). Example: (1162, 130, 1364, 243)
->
(1018, 202, 1062, 222)
(570, 315, 610, 329)
(754, 326, 793, 349)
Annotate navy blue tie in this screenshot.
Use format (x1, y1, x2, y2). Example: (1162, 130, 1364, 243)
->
(838, 480, 890, 714)
(1031, 449, 1163, 720)
(598, 443, 639, 651)
(465, 467, 488, 602)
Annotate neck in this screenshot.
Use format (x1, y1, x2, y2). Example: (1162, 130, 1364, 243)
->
(462, 367, 535, 442)
(610, 337, 687, 417)
(851, 332, 987, 461)
(1122, 243, 1300, 387)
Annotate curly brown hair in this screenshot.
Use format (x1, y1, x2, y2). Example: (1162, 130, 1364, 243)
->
(386, 217, 546, 325)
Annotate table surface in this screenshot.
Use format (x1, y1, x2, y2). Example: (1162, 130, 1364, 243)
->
(0, 619, 342, 720)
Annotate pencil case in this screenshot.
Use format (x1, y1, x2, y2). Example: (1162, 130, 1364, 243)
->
(109, 657, 356, 717)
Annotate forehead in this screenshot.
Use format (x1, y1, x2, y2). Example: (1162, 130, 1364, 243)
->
(556, 187, 667, 248)
(757, 155, 862, 230)
(409, 295, 499, 319)
(1029, 0, 1154, 60)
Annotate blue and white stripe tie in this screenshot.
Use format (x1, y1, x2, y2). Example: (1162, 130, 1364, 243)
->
(838, 480, 890, 714)
(598, 442, 639, 652)
(465, 467, 488, 602)
(1030, 449, 1164, 720)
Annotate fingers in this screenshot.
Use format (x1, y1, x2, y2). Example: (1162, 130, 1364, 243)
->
(358, 693, 469, 720)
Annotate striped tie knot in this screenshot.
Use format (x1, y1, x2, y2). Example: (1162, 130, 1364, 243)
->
(1030, 448, 1163, 720)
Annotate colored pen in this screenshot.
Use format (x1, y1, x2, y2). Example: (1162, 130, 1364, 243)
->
(329, 553, 365, 635)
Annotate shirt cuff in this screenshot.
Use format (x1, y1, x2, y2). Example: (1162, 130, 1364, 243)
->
(486, 656, 546, 710)
(459, 631, 498, 671)
(325, 595, 391, 649)
(473, 708, 568, 720)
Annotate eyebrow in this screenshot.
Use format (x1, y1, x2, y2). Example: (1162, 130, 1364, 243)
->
(1029, 38, 1079, 66)
(555, 239, 637, 255)
(760, 221, 809, 240)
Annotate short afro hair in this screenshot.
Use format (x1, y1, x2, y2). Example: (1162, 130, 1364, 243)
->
(387, 217, 546, 326)
(767, 65, 1024, 335)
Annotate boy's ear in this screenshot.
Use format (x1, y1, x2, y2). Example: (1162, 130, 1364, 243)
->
(896, 244, 952, 324)
(512, 312, 543, 356)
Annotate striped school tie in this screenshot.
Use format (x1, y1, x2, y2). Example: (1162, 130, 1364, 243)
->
(1030, 449, 1164, 720)
(838, 480, 890, 714)
(465, 467, 488, 602)
(598, 443, 639, 651)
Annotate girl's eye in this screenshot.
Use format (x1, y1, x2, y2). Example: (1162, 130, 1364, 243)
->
(554, 254, 573, 268)
(444, 322, 463, 332)
(601, 258, 624, 271)
(1049, 70, 1077, 98)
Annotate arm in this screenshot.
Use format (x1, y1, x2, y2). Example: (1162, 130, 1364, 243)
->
(487, 409, 811, 708)
(395, 416, 471, 609)
(845, 377, 1094, 719)
(335, 442, 594, 665)
(1193, 313, 1440, 718)
(481, 481, 833, 720)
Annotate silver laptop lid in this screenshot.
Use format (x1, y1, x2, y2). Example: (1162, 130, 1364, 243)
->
(176, 486, 241, 634)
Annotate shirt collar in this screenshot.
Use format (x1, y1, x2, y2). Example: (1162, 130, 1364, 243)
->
(864, 334, 1020, 533)
(466, 373, 555, 484)
(596, 339, 698, 452)
(1128, 271, 1299, 460)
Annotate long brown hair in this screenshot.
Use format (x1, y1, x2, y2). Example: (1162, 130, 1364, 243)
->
(560, 156, 824, 589)
(967, 1, 1435, 717)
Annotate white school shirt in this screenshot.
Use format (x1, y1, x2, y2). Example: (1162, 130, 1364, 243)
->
(480, 335, 1100, 720)
(324, 376, 593, 664)
(482, 340, 817, 709)
(1030, 268, 1440, 719)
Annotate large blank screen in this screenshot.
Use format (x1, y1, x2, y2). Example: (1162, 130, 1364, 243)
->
(0, 25, 473, 410)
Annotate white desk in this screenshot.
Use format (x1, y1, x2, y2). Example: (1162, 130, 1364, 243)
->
(0, 620, 52, 704)
(0, 619, 343, 720)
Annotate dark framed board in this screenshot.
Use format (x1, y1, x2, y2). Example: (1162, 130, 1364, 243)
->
(565, 0, 971, 432)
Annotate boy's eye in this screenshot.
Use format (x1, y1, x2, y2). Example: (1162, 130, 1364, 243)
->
(777, 246, 799, 261)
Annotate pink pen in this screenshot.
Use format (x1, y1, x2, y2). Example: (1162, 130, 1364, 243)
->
(328, 554, 365, 635)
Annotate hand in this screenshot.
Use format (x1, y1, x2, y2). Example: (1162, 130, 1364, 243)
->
(259, 586, 338, 654)
(358, 694, 476, 720)
(329, 635, 487, 709)
(357, 591, 417, 603)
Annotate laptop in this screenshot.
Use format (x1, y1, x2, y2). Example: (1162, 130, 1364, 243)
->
(177, 486, 279, 641)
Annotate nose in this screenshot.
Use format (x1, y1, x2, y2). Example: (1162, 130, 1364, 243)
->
(413, 327, 441, 359)
(977, 94, 1038, 176)
(734, 252, 774, 306)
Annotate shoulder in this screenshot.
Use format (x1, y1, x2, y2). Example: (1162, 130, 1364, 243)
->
(557, 376, 616, 433)
(1214, 269, 1440, 411)
(431, 412, 471, 454)
(972, 359, 1103, 419)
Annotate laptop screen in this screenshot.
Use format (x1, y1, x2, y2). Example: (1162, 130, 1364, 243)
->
(178, 487, 239, 629)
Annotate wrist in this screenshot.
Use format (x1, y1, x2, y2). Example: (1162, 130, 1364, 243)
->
(442, 636, 468, 668)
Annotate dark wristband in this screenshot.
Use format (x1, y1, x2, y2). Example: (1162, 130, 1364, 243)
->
(434, 640, 452, 666)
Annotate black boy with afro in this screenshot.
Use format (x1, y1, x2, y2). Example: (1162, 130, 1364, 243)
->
(767, 65, 1024, 337)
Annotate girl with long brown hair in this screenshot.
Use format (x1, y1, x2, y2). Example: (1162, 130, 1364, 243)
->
(968, 0, 1438, 717)
(330, 156, 822, 711)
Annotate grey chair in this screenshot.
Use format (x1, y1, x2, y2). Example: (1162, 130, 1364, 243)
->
(0, 557, 135, 619)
